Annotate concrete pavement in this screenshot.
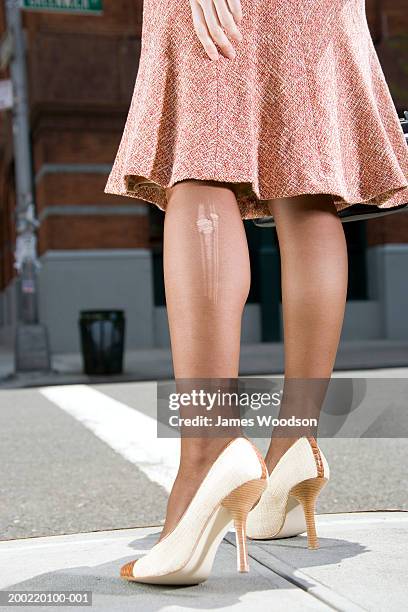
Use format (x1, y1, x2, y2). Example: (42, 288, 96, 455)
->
(1, 512, 407, 611)
(1, 372, 407, 610)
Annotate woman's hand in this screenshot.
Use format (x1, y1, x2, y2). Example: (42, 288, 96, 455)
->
(189, 0, 243, 61)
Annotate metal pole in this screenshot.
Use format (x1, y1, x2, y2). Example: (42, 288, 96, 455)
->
(5, 0, 51, 372)
(5, 0, 38, 322)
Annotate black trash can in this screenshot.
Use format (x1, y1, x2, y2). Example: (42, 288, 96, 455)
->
(79, 310, 125, 375)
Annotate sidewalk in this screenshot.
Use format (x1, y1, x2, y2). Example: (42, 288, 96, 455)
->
(1, 339, 408, 387)
(1, 512, 406, 611)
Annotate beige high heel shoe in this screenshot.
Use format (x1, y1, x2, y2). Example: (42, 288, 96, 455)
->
(120, 437, 267, 585)
(246, 437, 330, 549)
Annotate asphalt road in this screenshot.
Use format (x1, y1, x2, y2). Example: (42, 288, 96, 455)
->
(0, 374, 407, 542)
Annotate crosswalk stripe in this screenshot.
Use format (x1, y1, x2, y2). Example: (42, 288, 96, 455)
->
(39, 384, 179, 492)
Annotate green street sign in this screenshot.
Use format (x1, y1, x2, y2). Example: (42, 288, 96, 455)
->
(22, 0, 103, 15)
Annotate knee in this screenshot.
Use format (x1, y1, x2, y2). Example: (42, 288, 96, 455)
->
(165, 179, 238, 202)
(267, 193, 336, 221)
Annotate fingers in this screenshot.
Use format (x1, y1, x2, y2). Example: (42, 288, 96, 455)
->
(190, 0, 243, 61)
(212, 0, 243, 48)
(190, 0, 220, 61)
(225, 0, 243, 25)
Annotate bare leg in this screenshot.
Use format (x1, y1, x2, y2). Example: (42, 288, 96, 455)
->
(159, 180, 250, 539)
(265, 193, 348, 472)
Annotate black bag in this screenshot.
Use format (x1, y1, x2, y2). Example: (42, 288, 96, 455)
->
(253, 111, 408, 228)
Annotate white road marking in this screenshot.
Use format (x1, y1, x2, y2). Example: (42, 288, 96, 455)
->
(39, 384, 179, 492)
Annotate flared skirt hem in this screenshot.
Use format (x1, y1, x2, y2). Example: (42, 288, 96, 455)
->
(104, 171, 408, 221)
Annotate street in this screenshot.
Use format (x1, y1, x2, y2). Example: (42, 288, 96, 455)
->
(1, 372, 407, 542)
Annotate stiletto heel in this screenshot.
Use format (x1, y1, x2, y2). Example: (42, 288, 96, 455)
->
(222, 478, 267, 572)
(246, 437, 330, 546)
(289, 476, 328, 549)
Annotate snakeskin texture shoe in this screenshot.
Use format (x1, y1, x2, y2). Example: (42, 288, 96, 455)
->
(246, 437, 330, 549)
(120, 437, 267, 585)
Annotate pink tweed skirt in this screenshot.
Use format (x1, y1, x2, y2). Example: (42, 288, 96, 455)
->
(104, 0, 408, 220)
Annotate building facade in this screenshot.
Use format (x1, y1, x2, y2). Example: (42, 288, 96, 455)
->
(0, 0, 407, 353)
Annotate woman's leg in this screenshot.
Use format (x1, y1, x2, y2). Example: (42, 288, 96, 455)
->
(160, 179, 250, 539)
(265, 193, 348, 472)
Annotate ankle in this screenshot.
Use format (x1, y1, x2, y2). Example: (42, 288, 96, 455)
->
(179, 436, 240, 475)
(265, 436, 300, 473)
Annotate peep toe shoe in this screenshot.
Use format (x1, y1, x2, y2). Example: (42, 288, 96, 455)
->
(246, 437, 330, 549)
(120, 437, 267, 585)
